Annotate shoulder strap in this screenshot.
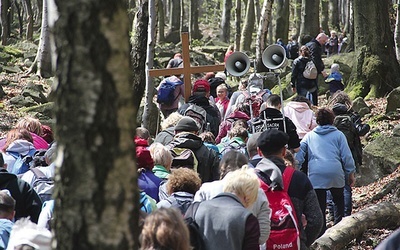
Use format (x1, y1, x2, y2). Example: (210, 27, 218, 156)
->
(30, 167, 46, 179)
(282, 167, 295, 192)
(185, 201, 201, 219)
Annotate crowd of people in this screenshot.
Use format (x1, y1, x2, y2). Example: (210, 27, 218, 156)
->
(138, 35, 379, 249)
(0, 116, 55, 249)
(0, 32, 385, 250)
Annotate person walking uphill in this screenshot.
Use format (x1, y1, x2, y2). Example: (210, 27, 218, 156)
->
(306, 33, 329, 106)
(168, 117, 220, 183)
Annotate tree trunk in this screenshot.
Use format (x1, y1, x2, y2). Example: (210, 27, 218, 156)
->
(34, 0, 52, 77)
(321, 0, 329, 34)
(53, 0, 138, 249)
(274, 0, 289, 43)
(311, 202, 400, 250)
(329, 0, 340, 32)
(349, 0, 400, 98)
(157, 0, 165, 42)
(132, 0, 149, 110)
(235, 0, 241, 51)
(169, 0, 180, 32)
(344, 0, 354, 51)
(240, 0, 255, 52)
(254, 0, 260, 27)
(299, 0, 320, 39)
(190, 0, 201, 39)
(256, 0, 273, 72)
(24, 0, 34, 40)
(293, 0, 302, 37)
(395, 0, 400, 60)
(220, 0, 232, 43)
(12, 0, 23, 38)
(35, 0, 42, 24)
(0, 0, 11, 45)
(142, 0, 158, 135)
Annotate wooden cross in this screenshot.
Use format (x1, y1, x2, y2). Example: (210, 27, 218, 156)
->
(148, 32, 225, 101)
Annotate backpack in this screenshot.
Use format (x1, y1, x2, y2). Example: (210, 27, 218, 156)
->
(242, 90, 266, 118)
(166, 196, 193, 215)
(256, 167, 300, 250)
(219, 140, 247, 157)
(30, 168, 54, 203)
(184, 202, 206, 250)
(170, 147, 199, 172)
(140, 191, 154, 213)
(184, 104, 208, 133)
(287, 42, 299, 60)
(8, 149, 36, 175)
(156, 77, 183, 105)
(303, 60, 318, 80)
(333, 115, 363, 166)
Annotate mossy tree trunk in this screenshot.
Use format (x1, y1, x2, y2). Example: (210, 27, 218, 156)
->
(220, 0, 232, 43)
(240, 0, 255, 52)
(299, 0, 320, 39)
(53, 0, 139, 249)
(274, 0, 289, 43)
(349, 0, 400, 98)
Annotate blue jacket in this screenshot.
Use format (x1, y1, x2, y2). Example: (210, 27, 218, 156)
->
(295, 125, 355, 189)
(0, 219, 13, 249)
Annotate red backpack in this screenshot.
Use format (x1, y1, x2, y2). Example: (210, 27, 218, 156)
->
(242, 90, 266, 118)
(257, 166, 300, 250)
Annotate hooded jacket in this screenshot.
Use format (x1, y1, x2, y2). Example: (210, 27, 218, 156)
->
(283, 101, 317, 139)
(0, 169, 42, 223)
(255, 108, 300, 150)
(325, 71, 344, 94)
(295, 125, 356, 189)
(168, 132, 219, 183)
(2, 140, 36, 173)
(216, 111, 250, 144)
(256, 156, 323, 248)
(154, 127, 175, 146)
(305, 39, 324, 73)
(178, 95, 221, 137)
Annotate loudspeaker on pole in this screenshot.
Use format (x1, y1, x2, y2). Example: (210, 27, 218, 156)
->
(225, 51, 251, 77)
(261, 44, 288, 70)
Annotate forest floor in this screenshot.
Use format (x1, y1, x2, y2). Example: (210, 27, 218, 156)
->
(0, 72, 399, 248)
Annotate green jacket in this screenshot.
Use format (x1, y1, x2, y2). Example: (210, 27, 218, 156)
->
(152, 165, 170, 180)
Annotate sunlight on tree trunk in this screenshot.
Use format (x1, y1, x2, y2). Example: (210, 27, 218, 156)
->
(53, 0, 139, 249)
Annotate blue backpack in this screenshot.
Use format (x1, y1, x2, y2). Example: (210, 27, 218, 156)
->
(8, 148, 36, 175)
(157, 77, 183, 105)
(140, 191, 154, 213)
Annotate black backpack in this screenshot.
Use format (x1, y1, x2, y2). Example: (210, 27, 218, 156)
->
(184, 202, 206, 250)
(333, 115, 363, 166)
(287, 41, 299, 59)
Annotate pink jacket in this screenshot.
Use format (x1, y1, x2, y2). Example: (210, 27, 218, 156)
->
(283, 101, 317, 139)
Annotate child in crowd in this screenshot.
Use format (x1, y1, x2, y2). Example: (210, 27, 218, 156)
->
(325, 63, 344, 97)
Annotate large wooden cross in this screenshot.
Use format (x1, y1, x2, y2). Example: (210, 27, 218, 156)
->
(148, 32, 225, 101)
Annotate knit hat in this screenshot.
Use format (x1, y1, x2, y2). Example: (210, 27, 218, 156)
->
(215, 72, 227, 81)
(257, 129, 289, 155)
(193, 79, 210, 93)
(331, 63, 340, 73)
(174, 117, 199, 132)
